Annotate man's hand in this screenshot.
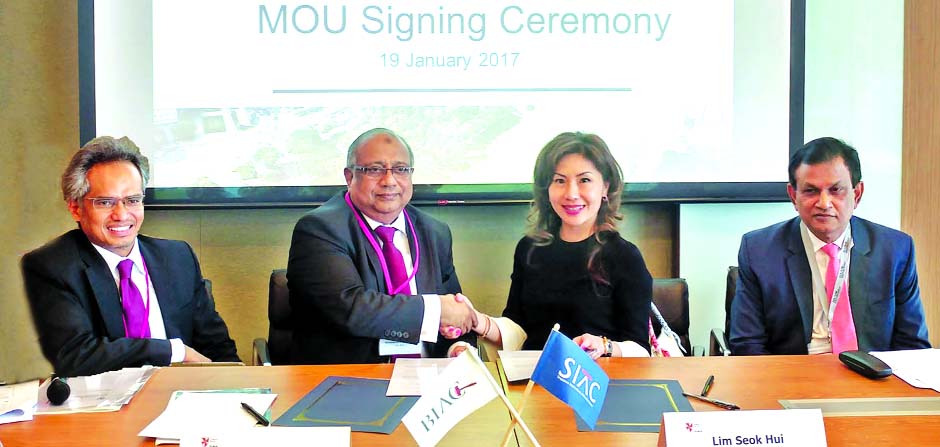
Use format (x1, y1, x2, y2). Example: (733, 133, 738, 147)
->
(440, 294, 482, 339)
(183, 345, 211, 363)
(439, 293, 477, 336)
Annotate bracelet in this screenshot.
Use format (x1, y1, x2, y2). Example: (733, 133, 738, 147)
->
(601, 336, 613, 357)
(481, 315, 493, 338)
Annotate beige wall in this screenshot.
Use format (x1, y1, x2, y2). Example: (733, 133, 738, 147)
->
(902, 0, 940, 348)
(0, 1, 80, 382)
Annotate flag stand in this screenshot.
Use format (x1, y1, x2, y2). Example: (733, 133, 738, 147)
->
(468, 353, 541, 447)
(499, 379, 536, 447)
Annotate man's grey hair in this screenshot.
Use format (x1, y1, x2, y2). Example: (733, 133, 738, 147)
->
(61, 136, 150, 202)
(345, 128, 414, 168)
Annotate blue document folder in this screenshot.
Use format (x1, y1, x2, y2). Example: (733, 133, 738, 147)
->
(575, 379, 693, 432)
(272, 376, 417, 434)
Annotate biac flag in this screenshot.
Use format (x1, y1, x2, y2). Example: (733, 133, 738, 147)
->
(401, 349, 500, 447)
(530, 329, 610, 429)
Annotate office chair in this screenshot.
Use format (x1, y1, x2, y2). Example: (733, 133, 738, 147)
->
(651, 278, 703, 356)
(708, 266, 738, 356)
(252, 269, 292, 366)
(202, 278, 213, 302)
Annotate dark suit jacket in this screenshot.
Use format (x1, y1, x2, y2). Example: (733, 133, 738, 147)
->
(730, 216, 931, 355)
(287, 193, 474, 364)
(21, 229, 239, 376)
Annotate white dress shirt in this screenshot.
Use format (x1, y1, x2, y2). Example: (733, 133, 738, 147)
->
(362, 213, 442, 346)
(799, 222, 853, 354)
(92, 239, 185, 362)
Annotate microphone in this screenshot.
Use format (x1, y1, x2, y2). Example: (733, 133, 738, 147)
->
(46, 376, 71, 405)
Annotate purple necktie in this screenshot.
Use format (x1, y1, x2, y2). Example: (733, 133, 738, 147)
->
(117, 259, 150, 338)
(375, 226, 410, 294)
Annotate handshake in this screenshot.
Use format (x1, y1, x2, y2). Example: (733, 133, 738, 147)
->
(438, 293, 479, 339)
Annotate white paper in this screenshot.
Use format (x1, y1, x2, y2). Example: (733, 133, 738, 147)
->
(497, 350, 542, 382)
(139, 392, 278, 441)
(379, 339, 422, 356)
(871, 348, 940, 392)
(0, 380, 39, 424)
(386, 358, 454, 396)
(180, 426, 350, 447)
(35, 366, 156, 414)
(661, 409, 826, 447)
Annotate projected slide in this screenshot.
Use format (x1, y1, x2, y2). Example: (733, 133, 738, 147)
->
(93, 0, 791, 189)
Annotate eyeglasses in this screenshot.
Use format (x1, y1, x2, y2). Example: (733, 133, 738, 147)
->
(351, 165, 415, 179)
(84, 194, 145, 210)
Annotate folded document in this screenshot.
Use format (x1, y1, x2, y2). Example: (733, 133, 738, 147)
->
(35, 366, 156, 414)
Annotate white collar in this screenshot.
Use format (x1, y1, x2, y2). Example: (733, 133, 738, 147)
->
(91, 238, 145, 275)
(363, 212, 407, 234)
(803, 222, 852, 254)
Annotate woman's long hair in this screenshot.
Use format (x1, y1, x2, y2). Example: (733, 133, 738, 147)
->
(526, 132, 624, 285)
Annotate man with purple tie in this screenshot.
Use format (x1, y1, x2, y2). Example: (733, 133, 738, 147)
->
(730, 137, 931, 355)
(21, 137, 238, 376)
(287, 128, 477, 364)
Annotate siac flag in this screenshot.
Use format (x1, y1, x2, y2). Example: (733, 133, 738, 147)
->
(401, 350, 500, 447)
(530, 329, 610, 429)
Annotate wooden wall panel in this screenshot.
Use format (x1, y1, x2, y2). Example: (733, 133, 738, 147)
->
(901, 0, 940, 347)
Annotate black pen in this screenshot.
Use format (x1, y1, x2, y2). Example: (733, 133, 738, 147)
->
(241, 402, 270, 426)
(701, 374, 715, 396)
(682, 392, 740, 410)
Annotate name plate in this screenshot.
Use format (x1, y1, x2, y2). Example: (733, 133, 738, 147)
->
(658, 409, 826, 447)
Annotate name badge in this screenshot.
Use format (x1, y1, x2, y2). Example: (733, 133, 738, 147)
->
(379, 339, 422, 356)
(658, 409, 826, 447)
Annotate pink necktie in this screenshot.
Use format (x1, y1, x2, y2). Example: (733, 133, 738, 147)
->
(822, 243, 858, 353)
(117, 259, 150, 338)
(375, 226, 409, 294)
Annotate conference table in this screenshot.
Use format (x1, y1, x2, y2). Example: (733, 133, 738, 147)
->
(0, 355, 937, 446)
(0, 363, 513, 447)
(504, 355, 940, 446)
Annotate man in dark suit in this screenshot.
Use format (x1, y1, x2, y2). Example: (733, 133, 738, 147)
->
(730, 137, 930, 355)
(287, 128, 477, 364)
(22, 137, 238, 377)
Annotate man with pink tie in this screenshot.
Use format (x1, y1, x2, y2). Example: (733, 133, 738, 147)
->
(730, 137, 930, 355)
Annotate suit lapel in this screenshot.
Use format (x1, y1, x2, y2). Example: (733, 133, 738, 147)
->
(785, 219, 814, 343)
(78, 239, 126, 338)
(365, 231, 388, 293)
(848, 217, 872, 347)
(405, 209, 435, 353)
(406, 209, 435, 294)
(139, 238, 178, 338)
(346, 201, 388, 293)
